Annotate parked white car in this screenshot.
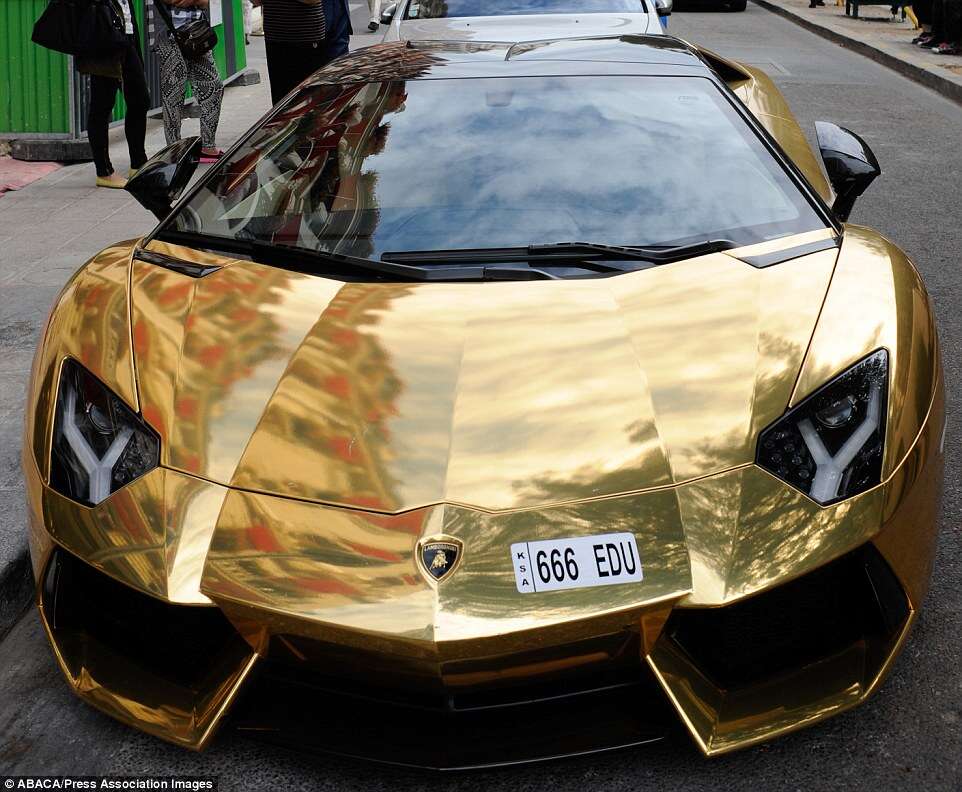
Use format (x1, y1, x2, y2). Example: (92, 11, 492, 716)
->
(378, 0, 671, 43)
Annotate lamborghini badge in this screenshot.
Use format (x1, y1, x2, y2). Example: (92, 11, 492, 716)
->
(419, 539, 462, 581)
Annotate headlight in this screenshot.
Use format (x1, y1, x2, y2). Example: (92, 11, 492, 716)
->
(50, 359, 160, 506)
(757, 350, 887, 505)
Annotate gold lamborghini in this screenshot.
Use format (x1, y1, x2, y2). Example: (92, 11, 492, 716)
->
(23, 37, 944, 767)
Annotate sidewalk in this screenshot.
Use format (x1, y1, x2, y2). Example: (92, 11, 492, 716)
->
(0, 8, 379, 635)
(753, 0, 962, 103)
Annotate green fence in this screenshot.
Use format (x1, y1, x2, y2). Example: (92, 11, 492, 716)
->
(1, 0, 248, 138)
(0, 0, 71, 134)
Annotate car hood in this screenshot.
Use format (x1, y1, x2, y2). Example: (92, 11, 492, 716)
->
(392, 13, 655, 42)
(131, 233, 838, 513)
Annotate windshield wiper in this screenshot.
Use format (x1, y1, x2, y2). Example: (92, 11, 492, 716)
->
(153, 229, 487, 281)
(381, 239, 738, 267)
(153, 230, 736, 281)
(530, 239, 739, 263)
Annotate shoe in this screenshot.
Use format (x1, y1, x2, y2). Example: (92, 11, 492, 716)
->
(199, 148, 224, 164)
(916, 34, 936, 45)
(934, 41, 960, 53)
(96, 173, 127, 189)
(920, 38, 941, 48)
(368, 18, 379, 30)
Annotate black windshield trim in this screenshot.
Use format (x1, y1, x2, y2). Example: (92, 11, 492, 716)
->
(381, 240, 738, 267)
(736, 236, 840, 269)
(133, 248, 221, 278)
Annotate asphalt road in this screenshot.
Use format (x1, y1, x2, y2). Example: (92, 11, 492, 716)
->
(3, 5, 962, 789)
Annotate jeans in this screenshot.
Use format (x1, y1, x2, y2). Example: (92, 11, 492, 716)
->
(323, 0, 352, 62)
(86, 35, 150, 177)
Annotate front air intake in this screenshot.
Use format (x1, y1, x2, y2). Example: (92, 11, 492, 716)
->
(665, 544, 909, 689)
(40, 550, 256, 747)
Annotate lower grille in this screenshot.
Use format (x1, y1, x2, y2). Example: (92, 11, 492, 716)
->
(230, 637, 674, 769)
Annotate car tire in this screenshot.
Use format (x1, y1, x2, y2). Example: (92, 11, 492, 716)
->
(729, 0, 748, 9)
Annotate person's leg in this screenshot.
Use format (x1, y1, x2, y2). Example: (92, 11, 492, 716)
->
(265, 38, 294, 104)
(119, 38, 150, 169)
(158, 36, 189, 145)
(367, 0, 382, 30)
(86, 74, 119, 178)
(931, 0, 947, 40)
(947, 0, 962, 41)
(322, 0, 352, 64)
(186, 50, 225, 150)
(913, 0, 934, 39)
(265, 39, 325, 104)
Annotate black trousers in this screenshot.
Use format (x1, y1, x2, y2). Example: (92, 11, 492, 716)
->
(265, 39, 328, 105)
(932, 0, 962, 39)
(87, 35, 150, 177)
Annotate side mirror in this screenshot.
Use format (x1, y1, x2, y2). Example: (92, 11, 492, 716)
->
(125, 137, 201, 221)
(815, 121, 880, 222)
(655, 0, 672, 15)
(380, 2, 397, 24)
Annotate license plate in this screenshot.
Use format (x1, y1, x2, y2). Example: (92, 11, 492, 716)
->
(510, 532, 643, 593)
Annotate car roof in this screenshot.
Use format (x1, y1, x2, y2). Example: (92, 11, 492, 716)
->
(309, 35, 715, 84)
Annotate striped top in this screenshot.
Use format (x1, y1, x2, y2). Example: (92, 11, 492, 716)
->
(262, 0, 327, 42)
(149, 1, 206, 47)
(170, 5, 205, 27)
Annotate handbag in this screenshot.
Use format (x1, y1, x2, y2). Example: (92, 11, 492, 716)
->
(32, 0, 126, 57)
(154, 0, 217, 59)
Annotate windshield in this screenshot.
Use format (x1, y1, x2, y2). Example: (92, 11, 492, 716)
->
(165, 75, 827, 261)
(404, 0, 646, 19)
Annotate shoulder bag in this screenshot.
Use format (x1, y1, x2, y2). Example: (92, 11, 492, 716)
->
(154, 0, 218, 59)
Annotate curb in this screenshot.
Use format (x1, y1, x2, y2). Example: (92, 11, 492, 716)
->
(0, 548, 34, 643)
(751, 0, 962, 105)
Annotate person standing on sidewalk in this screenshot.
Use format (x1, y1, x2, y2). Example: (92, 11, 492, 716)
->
(366, 0, 381, 31)
(78, 0, 150, 188)
(253, 0, 327, 105)
(152, 0, 225, 162)
(324, 0, 354, 61)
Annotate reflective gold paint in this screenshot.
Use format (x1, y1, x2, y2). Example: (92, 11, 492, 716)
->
(201, 490, 691, 659)
(23, 449, 53, 581)
(130, 253, 343, 484)
(792, 225, 939, 477)
(25, 241, 139, 483)
(128, 238, 835, 513)
(610, 246, 836, 485)
(875, 368, 944, 609)
(38, 467, 229, 604)
(677, 466, 883, 607)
